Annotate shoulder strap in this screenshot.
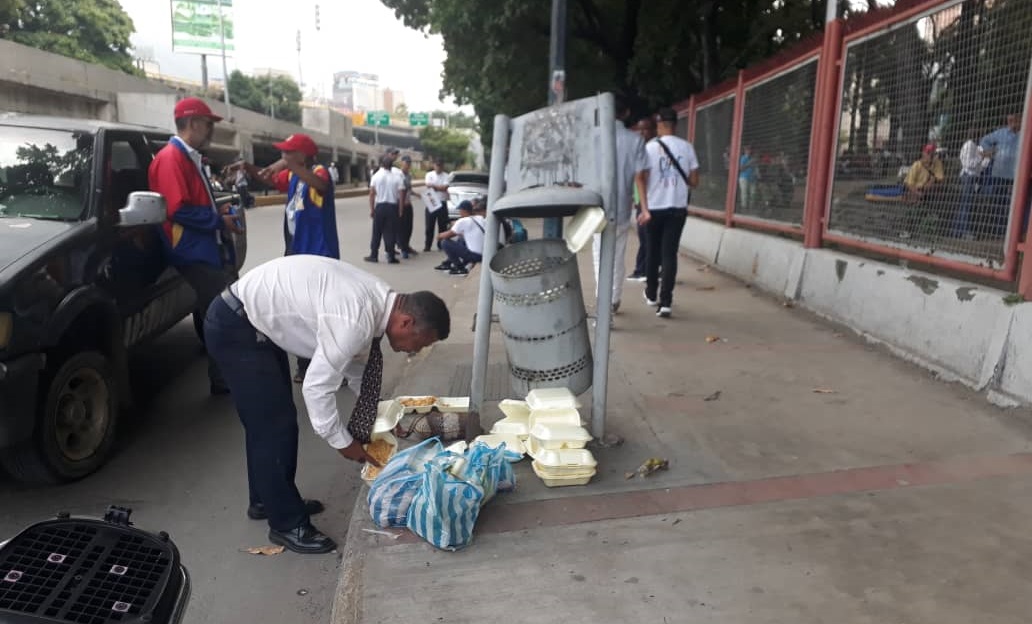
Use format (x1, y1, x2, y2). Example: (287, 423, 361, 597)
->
(655, 137, 691, 186)
(472, 216, 486, 233)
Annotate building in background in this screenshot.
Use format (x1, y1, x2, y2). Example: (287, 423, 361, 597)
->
(383, 88, 405, 114)
(332, 70, 379, 112)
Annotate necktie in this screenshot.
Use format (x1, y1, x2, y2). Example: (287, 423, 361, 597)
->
(347, 337, 383, 444)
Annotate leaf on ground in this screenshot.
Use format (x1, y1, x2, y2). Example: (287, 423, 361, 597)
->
(782, 300, 795, 308)
(703, 390, 722, 402)
(696, 285, 716, 291)
(697, 265, 711, 272)
(244, 545, 285, 556)
(705, 335, 721, 343)
(812, 388, 837, 394)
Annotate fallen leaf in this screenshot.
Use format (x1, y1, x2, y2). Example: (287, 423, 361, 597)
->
(782, 300, 795, 308)
(672, 518, 682, 526)
(703, 390, 722, 402)
(243, 545, 285, 556)
(624, 471, 636, 480)
(297, 589, 309, 596)
(696, 285, 716, 291)
(705, 335, 721, 343)
(697, 265, 711, 272)
(812, 388, 837, 394)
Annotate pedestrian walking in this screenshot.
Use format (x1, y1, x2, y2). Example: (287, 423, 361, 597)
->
(398, 155, 419, 258)
(424, 159, 451, 251)
(643, 107, 700, 318)
(628, 115, 657, 282)
(328, 161, 340, 186)
(366, 154, 406, 263)
(148, 97, 241, 395)
(204, 255, 450, 553)
(592, 94, 649, 315)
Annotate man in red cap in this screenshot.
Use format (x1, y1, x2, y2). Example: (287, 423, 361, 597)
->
(149, 96, 241, 395)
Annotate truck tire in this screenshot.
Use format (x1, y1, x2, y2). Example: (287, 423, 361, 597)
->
(1, 351, 119, 484)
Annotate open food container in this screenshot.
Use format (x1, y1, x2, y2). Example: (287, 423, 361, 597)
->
(360, 400, 405, 482)
(525, 387, 581, 412)
(434, 396, 470, 413)
(531, 460, 596, 487)
(490, 418, 531, 440)
(360, 430, 398, 483)
(472, 433, 526, 460)
(525, 423, 593, 457)
(396, 395, 437, 414)
(532, 448, 597, 476)
(498, 399, 531, 421)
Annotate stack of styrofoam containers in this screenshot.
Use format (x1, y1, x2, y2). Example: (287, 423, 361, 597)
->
(524, 388, 597, 487)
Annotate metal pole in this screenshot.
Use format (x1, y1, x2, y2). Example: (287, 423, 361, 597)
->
(296, 30, 303, 89)
(200, 54, 208, 90)
(591, 93, 617, 440)
(469, 114, 511, 441)
(215, 0, 233, 120)
(542, 0, 567, 239)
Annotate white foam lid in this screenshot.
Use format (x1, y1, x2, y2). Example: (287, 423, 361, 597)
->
(372, 400, 405, 433)
(534, 448, 597, 469)
(528, 423, 592, 443)
(525, 388, 580, 411)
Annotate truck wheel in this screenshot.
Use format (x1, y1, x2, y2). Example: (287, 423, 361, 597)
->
(1, 351, 118, 484)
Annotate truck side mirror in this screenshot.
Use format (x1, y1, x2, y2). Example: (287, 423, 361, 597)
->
(118, 192, 167, 227)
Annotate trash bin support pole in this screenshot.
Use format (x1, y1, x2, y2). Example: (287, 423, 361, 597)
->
(469, 114, 511, 440)
(591, 93, 617, 439)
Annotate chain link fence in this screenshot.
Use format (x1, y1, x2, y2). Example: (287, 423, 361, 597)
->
(691, 96, 735, 213)
(736, 60, 819, 225)
(828, 0, 1032, 266)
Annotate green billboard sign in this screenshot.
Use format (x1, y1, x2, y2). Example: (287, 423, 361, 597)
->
(366, 111, 391, 126)
(171, 0, 235, 56)
(409, 112, 430, 127)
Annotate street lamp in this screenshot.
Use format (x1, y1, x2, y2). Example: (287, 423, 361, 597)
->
(216, 0, 233, 121)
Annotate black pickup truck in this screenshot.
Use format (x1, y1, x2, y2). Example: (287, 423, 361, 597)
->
(0, 115, 246, 484)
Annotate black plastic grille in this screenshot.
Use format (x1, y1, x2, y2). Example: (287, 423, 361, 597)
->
(0, 519, 176, 624)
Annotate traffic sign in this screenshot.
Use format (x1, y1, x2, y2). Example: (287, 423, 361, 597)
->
(366, 111, 390, 126)
(409, 112, 430, 127)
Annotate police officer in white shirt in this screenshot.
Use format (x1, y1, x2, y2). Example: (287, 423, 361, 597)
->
(643, 107, 700, 318)
(424, 158, 451, 251)
(204, 255, 450, 553)
(366, 154, 406, 264)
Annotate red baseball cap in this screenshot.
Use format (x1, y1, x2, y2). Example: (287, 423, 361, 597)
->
(174, 97, 223, 121)
(922, 143, 937, 154)
(273, 133, 319, 157)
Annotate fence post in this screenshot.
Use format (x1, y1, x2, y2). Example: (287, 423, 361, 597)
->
(724, 71, 746, 228)
(687, 95, 697, 142)
(804, 18, 844, 248)
(1013, 70, 1032, 298)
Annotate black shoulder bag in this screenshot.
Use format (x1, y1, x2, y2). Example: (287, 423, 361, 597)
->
(654, 137, 693, 204)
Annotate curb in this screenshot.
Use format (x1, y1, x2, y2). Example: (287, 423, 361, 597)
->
(330, 491, 369, 624)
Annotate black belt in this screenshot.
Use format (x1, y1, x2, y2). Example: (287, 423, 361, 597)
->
(220, 287, 246, 318)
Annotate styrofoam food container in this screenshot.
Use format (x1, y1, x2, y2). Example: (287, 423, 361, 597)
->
(528, 407, 582, 429)
(445, 440, 468, 455)
(498, 399, 531, 422)
(360, 431, 398, 483)
(564, 206, 606, 254)
(372, 399, 405, 433)
(490, 417, 530, 439)
(533, 448, 597, 476)
(473, 434, 526, 459)
(525, 387, 581, 412)
(435, 396, 470, 413)
(527, 423, 592, 450)
(395, 396, 437, 414)
(532, 460, 596, 487)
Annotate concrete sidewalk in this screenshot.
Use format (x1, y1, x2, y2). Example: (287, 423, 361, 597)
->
(332, 244, 1032, 624)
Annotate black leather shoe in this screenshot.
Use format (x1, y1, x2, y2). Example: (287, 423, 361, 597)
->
(248, 499, 325, 521)
(268, 523, 336, 554)
(363, 255, 377, 263)
(387, 257, 400, 264)
(210, 382, 230, 396)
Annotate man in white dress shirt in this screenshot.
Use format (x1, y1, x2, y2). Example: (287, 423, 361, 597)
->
(204, 255, 451, 553)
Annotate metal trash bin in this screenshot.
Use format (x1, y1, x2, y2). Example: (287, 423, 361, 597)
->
(489, 238, 592, 396)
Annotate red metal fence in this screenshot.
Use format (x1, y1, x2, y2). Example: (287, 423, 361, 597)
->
(678, 0, 1032, 292)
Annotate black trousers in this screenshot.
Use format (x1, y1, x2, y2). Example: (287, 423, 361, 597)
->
(425, 204, 449, 250)
(644, 208, 688, 308)
(399, 202, 415, 252)
(371, 202, 400, 258)
(204, 296, 308, 532)
(633, 206, 647, 276)
(178, 261, 229, 385)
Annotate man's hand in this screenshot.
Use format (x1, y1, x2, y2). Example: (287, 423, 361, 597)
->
(637, 209, 652, 226)
(221, 214, 243, 234)
(338, 441, 381, 466)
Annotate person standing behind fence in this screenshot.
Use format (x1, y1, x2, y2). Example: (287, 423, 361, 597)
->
(398, 156, 419, 258)
(980, 114, 1021, 236)
(738, 145, 758, 211)
(424, 159, 451, 251)
(592, 94, 649, 314)
(628, 115, 657, 282)
(366, 155, 405, 264)
(953, 129, 986, 240)
(643, 108, 699, 319)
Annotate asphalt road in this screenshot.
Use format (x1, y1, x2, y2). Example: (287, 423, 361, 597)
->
(0, 194, 457, 624)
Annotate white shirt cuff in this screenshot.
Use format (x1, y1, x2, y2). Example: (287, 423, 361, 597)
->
(324, 428, 354, 450)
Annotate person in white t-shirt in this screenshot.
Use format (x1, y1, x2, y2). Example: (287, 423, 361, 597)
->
(424, 159, 451, 251)
(436, 200, 487, 276)
(592, 94, 650, 315)
(365, 154, 406, 264)
(643, 107, 700, 318)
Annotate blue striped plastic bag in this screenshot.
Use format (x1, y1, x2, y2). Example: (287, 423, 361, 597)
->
(406, 456, 485, 551)
(466, 442, 518, 503)
(367, 438, 446, 528)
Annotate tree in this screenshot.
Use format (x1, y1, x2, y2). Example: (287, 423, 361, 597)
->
(395, 102, 409, 117)
(226, 71, 303, 123)
(419, 126, 470, 168)
(2, 0, 140, 75)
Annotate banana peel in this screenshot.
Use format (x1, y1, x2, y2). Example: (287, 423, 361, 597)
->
(625, 457, 669, 479)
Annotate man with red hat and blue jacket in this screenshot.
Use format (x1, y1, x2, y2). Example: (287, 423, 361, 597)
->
(149, 97, 242, 395)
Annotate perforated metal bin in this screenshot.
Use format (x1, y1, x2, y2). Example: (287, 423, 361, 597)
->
(489, 238, 593, 396)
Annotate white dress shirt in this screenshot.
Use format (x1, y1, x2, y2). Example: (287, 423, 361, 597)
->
(232, 255, 396, 449)
(370, 168, 403, 204)
(425, 170, 451, 207)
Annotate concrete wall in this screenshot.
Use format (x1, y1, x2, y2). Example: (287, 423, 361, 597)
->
(679, 216, 1032, 408)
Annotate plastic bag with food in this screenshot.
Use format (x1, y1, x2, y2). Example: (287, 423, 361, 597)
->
(406, 454, 485, 551)
(367, 438, 446, 528)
